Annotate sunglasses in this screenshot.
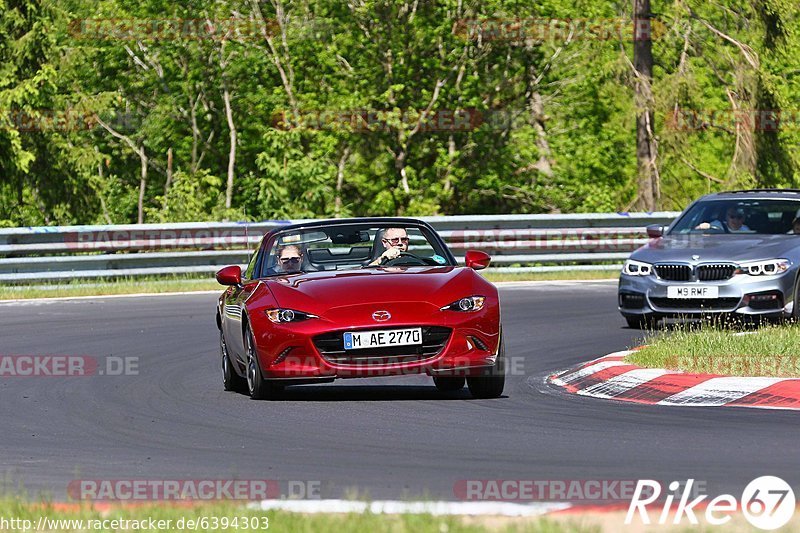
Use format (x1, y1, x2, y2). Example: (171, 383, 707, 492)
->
(727, 213, 745, 220)
(280, 256, 301, 264)
(383, 237, 409, 244)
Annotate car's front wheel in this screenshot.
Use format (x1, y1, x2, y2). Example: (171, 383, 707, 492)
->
(244, 325, 283, 400)
(433, 376, 465, 392)
(791, 281, 800, 322)
(466, 335, 505, 399)
(220, 330, 245, 392)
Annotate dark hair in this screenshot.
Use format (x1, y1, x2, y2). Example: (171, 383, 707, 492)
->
(278, 244, 303, 257)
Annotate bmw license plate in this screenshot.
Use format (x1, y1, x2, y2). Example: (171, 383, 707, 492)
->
(666, 285, 719, 299)
(343, 328, 422, 350)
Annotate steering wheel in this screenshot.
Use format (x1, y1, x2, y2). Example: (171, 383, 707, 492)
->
(383, 252, 427, 266)
(693, 222, 726, 234)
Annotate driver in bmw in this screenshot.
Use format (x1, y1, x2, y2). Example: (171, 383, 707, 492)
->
(695, 206, 750, 232)
(369, 227, 409, 266)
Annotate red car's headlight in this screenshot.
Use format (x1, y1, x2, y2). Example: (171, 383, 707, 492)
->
(265, 309, 319, 323)
(441, 296, 486, 312)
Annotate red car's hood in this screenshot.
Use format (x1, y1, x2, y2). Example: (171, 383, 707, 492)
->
(264, 266, 474, 313)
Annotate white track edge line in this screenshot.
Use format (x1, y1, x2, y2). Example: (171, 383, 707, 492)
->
(0, 279, 615, 304)
(248, 499, 572, 517)
(550, 350, 635, 384)
(492, 279, 617, 287)
(0, 290, 221, 304)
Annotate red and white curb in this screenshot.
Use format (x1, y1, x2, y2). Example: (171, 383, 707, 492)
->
(549, 350, 800, 410)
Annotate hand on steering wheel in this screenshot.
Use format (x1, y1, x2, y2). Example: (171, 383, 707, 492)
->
(383, 252, 426, 266)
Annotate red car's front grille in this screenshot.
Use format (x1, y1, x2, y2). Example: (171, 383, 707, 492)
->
(313, 326, 451, 366)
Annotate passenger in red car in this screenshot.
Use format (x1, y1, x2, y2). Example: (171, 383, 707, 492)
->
(278, 245, 304, 273)
(369, 227, 409, 266)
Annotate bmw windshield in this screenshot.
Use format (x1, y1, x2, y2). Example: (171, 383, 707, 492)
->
(669, 199, 800, 235)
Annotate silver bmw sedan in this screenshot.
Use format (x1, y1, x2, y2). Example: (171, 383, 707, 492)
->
(619, 189, 800, 328)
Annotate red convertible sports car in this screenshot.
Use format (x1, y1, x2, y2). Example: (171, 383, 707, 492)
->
(214, 218, 503, 400)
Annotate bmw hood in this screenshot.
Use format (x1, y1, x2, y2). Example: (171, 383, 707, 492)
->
(631, 234, 800, 264)
(263, 267, 480, 314)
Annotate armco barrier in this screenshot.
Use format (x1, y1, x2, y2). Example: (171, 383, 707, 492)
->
(0, 213, 679, 282)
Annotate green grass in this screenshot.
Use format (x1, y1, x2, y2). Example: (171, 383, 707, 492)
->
(0, 498, 597, 532)
(627, 321, 800, 377)
(0, 270, 617, 300)
(0, 276, 221, 300)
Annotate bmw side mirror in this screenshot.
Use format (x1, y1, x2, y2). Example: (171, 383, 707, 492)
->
(216, 265, 242, 286)
(465, 250, 491, 270)
(646, 224, 664, 238)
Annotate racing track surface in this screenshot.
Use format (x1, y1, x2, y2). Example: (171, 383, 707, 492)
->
(1, 281, 799, 501)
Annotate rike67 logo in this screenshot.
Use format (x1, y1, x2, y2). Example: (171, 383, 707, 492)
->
(626, 477, 795, 530)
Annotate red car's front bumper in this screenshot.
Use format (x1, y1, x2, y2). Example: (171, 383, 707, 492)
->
(250, 302, 500, 380)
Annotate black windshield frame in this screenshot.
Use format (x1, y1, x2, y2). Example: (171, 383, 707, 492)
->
(255, 220, 456, 278)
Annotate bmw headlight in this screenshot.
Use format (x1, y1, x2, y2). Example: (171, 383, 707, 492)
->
(736, 259, 791, 276)
(622, 259, 653, 276)
(441, 296, 486, 312)
(265, 309, 318, 323)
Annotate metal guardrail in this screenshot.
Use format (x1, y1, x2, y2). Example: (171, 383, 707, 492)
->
(0, 213, 680, 282)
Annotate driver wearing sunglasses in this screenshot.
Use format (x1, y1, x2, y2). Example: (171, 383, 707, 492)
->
(369, 227, 409, 266)
(277, 245, 304, 273)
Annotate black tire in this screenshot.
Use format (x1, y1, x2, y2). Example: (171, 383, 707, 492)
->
(791, 280, 800, 322)
(244, 325, 283, 400)
(220, 330, 245, 392)
(433, 376, 466, 392)
(466, 335, 505, 399)
(625, 315, 658, 330)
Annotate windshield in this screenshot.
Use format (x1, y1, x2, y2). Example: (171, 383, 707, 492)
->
(669, 199, 800, 235)
(258, 223, 453, 277)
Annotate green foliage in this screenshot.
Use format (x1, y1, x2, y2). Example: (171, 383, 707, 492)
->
(147, 170, 224, 222)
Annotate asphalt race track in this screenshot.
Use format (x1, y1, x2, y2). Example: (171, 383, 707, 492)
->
(2, 281, 799, 501)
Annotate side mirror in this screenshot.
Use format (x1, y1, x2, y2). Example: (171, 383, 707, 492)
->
(646, 224, 664, 238)
(216, 265, 242, 286)
(465, 250, 491, 271)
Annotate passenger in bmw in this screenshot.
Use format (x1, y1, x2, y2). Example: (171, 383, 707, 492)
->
(369, 227, 410, 266)
(695, 206, 751, 232)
